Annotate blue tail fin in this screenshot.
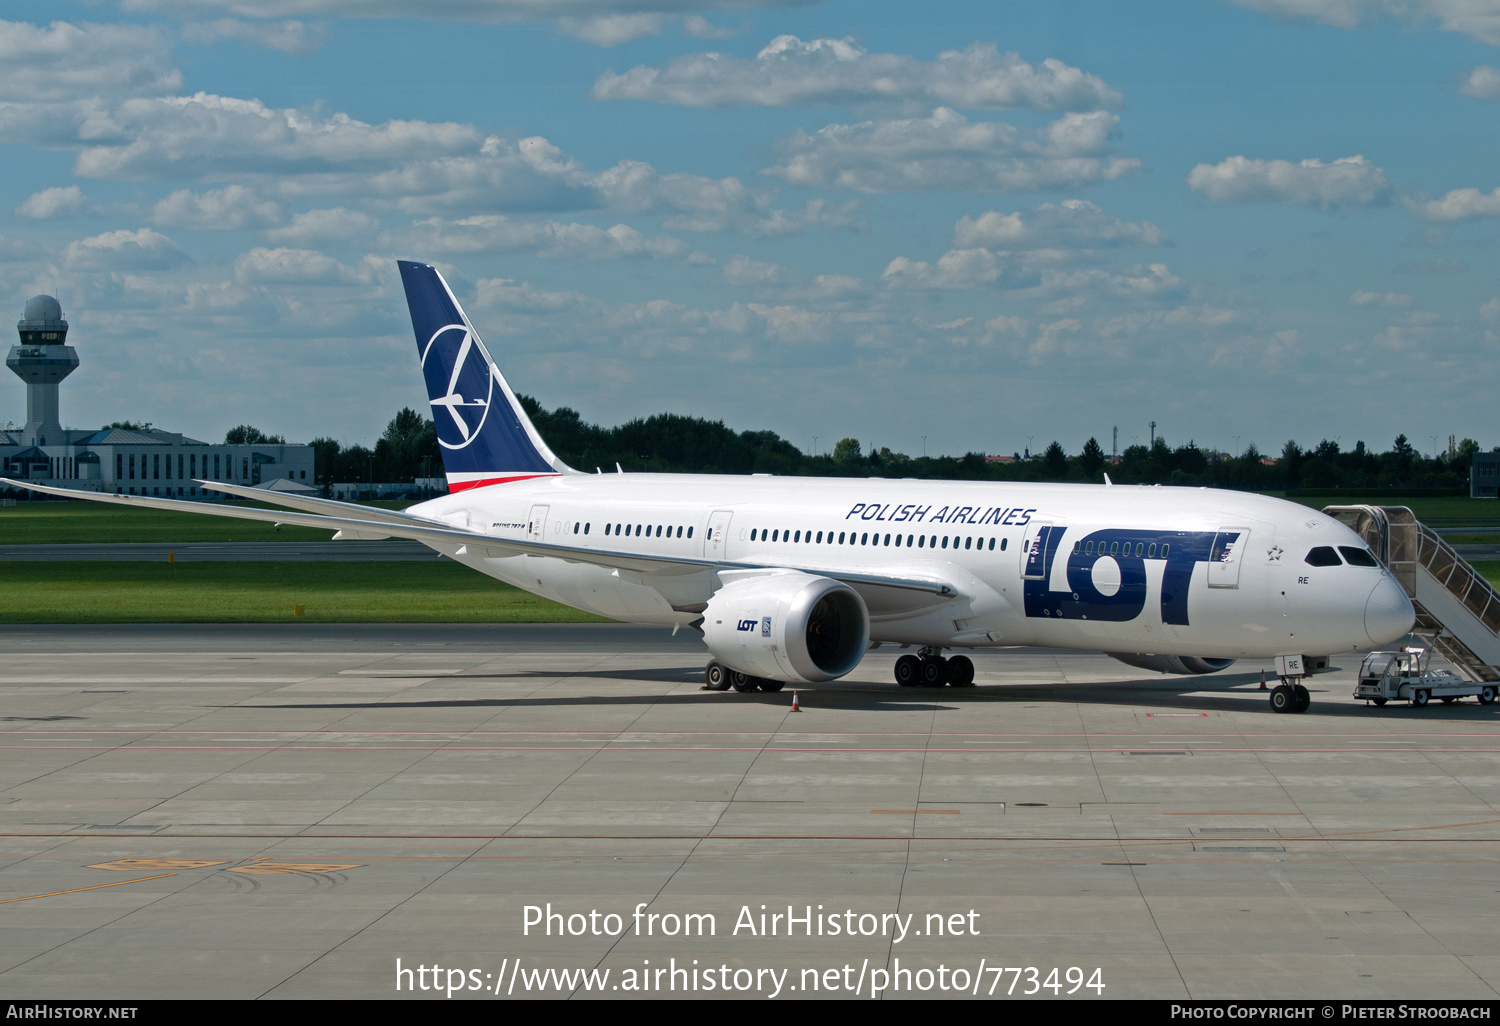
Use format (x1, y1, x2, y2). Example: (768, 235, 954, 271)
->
(398, 260, 571, 491)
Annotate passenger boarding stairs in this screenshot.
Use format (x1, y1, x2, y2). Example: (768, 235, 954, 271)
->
(1325, 505, 1500, 682)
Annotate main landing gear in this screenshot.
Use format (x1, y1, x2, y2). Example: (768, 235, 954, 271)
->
(703, 661, 784, 693)
(1269, 678, 1311, 714)
(895, 648, 975, 688)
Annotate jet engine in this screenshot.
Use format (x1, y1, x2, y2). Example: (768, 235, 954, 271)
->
(701, 572, 869, 683)
(1108, 653, 1235, 675)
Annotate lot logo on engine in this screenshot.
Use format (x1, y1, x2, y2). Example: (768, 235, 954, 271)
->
(736, 619, 756, 632)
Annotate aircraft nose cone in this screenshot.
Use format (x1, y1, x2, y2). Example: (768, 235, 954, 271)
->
(1365, 574, 1415, 645)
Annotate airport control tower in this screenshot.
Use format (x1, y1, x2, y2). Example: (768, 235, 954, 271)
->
(7, 294, 78, 447)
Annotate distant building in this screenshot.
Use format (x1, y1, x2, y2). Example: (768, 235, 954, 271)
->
(0, 294, 311, 499)
(984, 454, 1016, 464)
(1472, 451, 1500, 499)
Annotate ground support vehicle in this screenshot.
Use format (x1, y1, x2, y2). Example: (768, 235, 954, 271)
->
(1354, 647, 1497, 708)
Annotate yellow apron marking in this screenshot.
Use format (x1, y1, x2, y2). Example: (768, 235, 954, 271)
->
(88, 859, 227, 871)
(0, 874, 176, 904)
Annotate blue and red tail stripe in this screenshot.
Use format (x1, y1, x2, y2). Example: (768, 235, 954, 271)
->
(398, 260, 572, 490)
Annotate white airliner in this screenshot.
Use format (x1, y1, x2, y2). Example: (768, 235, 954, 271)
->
(4, 261, 1415, 713)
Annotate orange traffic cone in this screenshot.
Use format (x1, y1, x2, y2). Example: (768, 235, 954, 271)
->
(791, 690, 801, 712)
(1259, 670, 1267, 690)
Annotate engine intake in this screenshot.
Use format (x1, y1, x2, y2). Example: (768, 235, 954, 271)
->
(1108, 653, 1235, 675)
(702, 572, 870, 683)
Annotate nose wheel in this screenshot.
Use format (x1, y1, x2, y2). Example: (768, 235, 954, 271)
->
(1270, 678, 1311, 713)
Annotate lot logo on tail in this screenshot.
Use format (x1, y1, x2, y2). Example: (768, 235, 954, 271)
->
(422, 324, 495, 450)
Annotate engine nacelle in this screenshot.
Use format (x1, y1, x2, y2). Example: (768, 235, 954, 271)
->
(702, 572, 870, 683)
(1108, 653, 1236, 675)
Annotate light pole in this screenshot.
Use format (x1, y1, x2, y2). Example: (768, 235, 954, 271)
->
(921, 435, 927, 458)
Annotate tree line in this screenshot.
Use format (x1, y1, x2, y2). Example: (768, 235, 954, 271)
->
(239, 398, 1482, 494)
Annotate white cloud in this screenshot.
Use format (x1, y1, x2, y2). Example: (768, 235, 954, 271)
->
(1231, 1, 1500, 46)
(884, 200, 1171, 293)
(683, 15, 736, 39)
(1349, 289, 1415, 306)
(1186, 154, 1390, 207)
(74, 92, 482, 181)
(1, 73, 855, 233)
(16, 186, 95, 220)
(1406, 186, 1500, 221)
(118, 0, 813, 22)
(397, 215, 686, 259)
(559, 14, 662, 46)
(266, 207, 380, 243)
(474, 277, 588, 312)
(1459, 64, 1500, 96)
(180, 18, 326, 54)
(233, 246, 373, 284)
(882, 249, 1010, 290)
(592, 37, 1121, 110)
(62, 228, 190, 271)
(952, 200, 1166, 249)
(721, 254, 790, 286)
(0, 20, 180, 103)
(152, 185, 283, 230)
(763, 108, 1142, 193)
(1481, 297, 1500, 320)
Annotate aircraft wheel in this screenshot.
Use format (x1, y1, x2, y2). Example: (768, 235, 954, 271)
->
(1293, 684, 1310, 713)
(947, 655, 975, 687)
(920, 658, 947, 687)
(1269, 684, 1295, 713)
(757, 678, 785, 693)
(1479, 686, 1496, 705)
(1372, 697, 1388, 707)
(705, 662, 730, 691)
(1412, 689, 1429, 708)
(731, 670, 757, 693)
(894, 655, 922, 688)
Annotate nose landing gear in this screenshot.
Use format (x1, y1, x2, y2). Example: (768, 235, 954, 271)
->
(1269, 679, 1311, 713)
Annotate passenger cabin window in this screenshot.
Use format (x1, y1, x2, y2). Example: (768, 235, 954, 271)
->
(1305, 546, 1343, 567)
(1339, 546, 1379, 568)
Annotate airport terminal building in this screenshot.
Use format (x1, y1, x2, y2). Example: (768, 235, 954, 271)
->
(0, 295, 312, 498)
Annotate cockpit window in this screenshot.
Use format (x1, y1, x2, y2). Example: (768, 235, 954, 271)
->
(1339, 546, 1379, 568)
(1304, 546, 1342, 567)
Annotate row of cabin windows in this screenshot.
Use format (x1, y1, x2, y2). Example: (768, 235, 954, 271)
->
(1071, 540, 1171, 558)
(748, 527, 1007, 552)
(591, 523, 694, 539)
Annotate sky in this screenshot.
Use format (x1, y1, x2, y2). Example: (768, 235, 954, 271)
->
(2, 0, 1499, 460)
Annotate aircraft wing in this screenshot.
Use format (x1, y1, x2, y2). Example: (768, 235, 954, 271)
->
(0, 479, 959, 602)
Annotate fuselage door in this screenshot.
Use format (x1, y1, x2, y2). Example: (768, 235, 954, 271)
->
(527, 504, 549, 542)
(1208, 527, 1250, 588)
(1022, 521, 1055, 580)
(704, 510, 733, 559)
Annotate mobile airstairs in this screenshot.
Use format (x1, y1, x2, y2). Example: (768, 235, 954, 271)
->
(1324, 505, 1500, 684)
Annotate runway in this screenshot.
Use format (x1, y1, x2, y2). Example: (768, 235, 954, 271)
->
(2, 624, 1498, 1000)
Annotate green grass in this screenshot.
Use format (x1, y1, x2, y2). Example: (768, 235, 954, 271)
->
(1285, 495, 1500, 524)
(1472, 562, 1500, 589)
(0, 561, 609, 623)
(0, 500, 413, 544)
